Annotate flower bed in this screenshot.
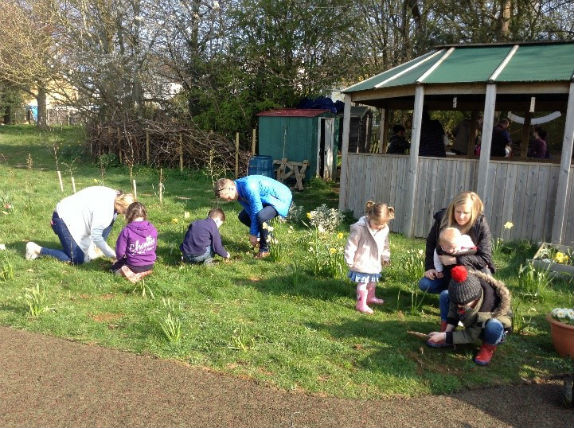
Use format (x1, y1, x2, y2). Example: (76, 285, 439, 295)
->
(530, 242, 574, 278)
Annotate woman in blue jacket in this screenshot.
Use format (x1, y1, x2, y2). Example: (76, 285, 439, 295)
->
(215, 175, 292, 258)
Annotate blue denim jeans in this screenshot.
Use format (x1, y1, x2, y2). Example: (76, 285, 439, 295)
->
(238, 206, 278, 252)
(41, 211, 113, 265)
(482, 318, 506, 345)
(418, 276, 450, 322)
(183, 246, 214, 265)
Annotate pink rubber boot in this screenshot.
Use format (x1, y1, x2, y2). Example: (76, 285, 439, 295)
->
(366, 282, 384, 305)
(355, 284, 373, 314)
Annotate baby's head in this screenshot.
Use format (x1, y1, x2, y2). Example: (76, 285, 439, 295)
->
(439, 227, 462, 254)
(208, 208, 226, 228)
(365, 200, 394, 231)
(125, 202, 147, 223)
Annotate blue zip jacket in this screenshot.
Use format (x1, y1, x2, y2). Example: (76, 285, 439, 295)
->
(235, 175, 293, 237)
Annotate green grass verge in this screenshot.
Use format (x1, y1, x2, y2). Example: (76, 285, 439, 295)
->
(0, 125, 571, 399)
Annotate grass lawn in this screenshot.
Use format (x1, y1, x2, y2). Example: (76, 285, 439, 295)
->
(0, 125, 572, 398)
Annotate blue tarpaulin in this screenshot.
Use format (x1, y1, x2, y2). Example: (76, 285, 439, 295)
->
(296, 96, 344, 114)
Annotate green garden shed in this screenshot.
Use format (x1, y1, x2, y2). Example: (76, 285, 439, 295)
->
(257, 108, 338, 181)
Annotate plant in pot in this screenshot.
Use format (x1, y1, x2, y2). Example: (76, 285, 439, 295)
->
(547, 308, 574, 407)
(546, 307, 574, 358)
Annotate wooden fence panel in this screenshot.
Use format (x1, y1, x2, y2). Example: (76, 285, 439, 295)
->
(344, 155, 570, 243)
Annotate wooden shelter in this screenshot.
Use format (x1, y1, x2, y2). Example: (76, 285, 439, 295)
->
(339, 41, 574, 245)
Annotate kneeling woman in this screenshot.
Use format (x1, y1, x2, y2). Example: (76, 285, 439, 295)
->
(25, 186, 134, 265)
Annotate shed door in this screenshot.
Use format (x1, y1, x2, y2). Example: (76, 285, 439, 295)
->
(317, 118, 335, 180)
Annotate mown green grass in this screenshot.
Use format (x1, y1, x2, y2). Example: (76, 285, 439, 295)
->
(0, 125, 572, 398)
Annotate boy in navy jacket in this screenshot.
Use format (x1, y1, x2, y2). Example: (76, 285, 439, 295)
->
(180, 208, 230, 265)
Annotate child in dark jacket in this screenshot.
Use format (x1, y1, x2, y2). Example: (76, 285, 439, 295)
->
(427, 265, 512, 366)
(180, 208, 230, 265)
(111, 202, 157, 282)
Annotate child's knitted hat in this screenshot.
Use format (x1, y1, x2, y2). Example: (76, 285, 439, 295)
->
(448, 265, 482, 305)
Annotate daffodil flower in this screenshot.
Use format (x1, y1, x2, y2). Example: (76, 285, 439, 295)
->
(504, 221, 514, 229)
(553, 252, 569, 264)
(337, 232, 344, 239)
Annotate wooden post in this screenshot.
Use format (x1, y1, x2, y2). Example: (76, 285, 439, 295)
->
(159, 168, 163, 204)
(338, 95, 352, 211)
(382, 108, 390, 153)
(468, 111, 480, 156)
(117, 128, 122, 164)
(71, 176, 76, 193)
(145, 130, 150, 165)
(404, 85, 424, 238)
(251, 128, 256, 155)
(520, 112, 531, 159)
(477, 83, 497, 204)
(179, 134, 184, 172)
(56, 170, 64, 192)
(235, 132, 240, 178)
(132, 179, 137, 200)
(551, 82, 574, 244)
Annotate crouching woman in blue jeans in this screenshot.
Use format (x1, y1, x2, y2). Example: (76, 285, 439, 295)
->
(419, 191, 495, 331)
(214, 175, 292, 259)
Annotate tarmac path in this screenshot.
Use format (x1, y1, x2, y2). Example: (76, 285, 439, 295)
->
(1, 326, 572, 427)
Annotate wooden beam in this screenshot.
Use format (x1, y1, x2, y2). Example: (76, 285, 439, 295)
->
(551, 82, 574, 244)
(349, 81, 570, 106)
(477, 84, 497, 204)
(338, 95, 352, 211)
(519, 112, 531, 159)
(404, 85, 424, 238)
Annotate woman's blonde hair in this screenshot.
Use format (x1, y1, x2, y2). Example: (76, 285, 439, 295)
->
(125, 202, 147, 223)
(214, 178, 235, 198)
(441, 191, 484, 234)
(115, 192, 135, 212)
(365, 200, 395, 225)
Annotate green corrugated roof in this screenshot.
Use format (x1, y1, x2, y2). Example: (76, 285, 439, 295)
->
(497, 43, 574, 82)
(344, 42, 574, 93)
(344, 50, 437, 92)
(424, 46, 511, 83)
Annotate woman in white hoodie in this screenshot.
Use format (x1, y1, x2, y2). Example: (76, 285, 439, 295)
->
(25, 186, 134, 265)
(344, 201, 394, 314)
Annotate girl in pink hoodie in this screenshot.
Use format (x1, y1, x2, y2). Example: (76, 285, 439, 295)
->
(344, 201, 394, 314)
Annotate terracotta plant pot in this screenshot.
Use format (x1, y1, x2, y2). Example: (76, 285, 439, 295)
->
(546, 313, 574, 358)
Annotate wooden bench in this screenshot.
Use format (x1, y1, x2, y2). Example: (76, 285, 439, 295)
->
(273, 158, 309, 191)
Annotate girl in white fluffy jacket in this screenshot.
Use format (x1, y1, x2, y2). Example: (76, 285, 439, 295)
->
(344, 201, 394, 314)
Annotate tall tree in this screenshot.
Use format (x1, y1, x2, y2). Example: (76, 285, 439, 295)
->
(0, 0, 59, 128)
(54, 0, 163, 121)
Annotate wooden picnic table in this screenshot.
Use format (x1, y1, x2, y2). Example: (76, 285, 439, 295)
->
(273, 158, 309, 191)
